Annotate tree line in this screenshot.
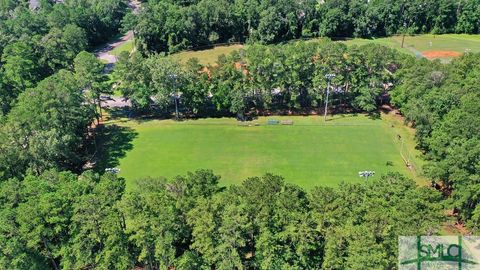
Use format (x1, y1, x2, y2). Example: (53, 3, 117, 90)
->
(0, 0, 128, 115)
(0, 51, 108, 180)
(0, 169, 442, 270)
(390, 54, 480, 231)
(131, 0, 480, 53)
(113, 40, 403, 117)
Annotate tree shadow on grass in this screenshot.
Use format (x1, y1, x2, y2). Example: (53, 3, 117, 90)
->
(367, 111, 381, 120)
(105, 107, 131, 119)
(94, 124, 138, 173)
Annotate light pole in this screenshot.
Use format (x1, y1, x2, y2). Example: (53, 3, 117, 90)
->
(324, 73, 336, 122)
(358, 171, 375, 180)
(169, 73, 179, 121)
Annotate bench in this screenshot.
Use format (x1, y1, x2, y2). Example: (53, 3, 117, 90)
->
(267, 119, 280, 125)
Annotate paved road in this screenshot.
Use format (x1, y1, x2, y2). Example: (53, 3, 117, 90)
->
(100, 95, 132, 109)
(95, 0, 141, 65)
(95, 0, 140, 65)
(95, 0, 141, 108)
(95, 31, 134, 65)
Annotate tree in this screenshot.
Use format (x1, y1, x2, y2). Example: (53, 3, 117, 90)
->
(1, 170, 132, 270)
(63, 172, 132, 270)
(0, 70, 7, 116)
(39, 25, 88, 73)
(245, 44, 283, 110)
(312, 42, 346, 111)
(15, 171, 81, 270)
(312, 173, 443, 269)
(209, 51, 250, 117)
(145, 55, 189, 117)
(0, 178, 49, 269)
(74, 51, 109, 123)
(432, 0, 456, 34)
(121, 170, 221, 270)
(242, 175, 321, 269)
(0, 70, 94, 178)
(253, 7, 283, 44)
(318, 8, 348, 37)
(121, 177, 181, 270)
(182, 58, 212, 116)
(351, 44, 398, 112)
(112, 51, 152, 111)
(1, 41, 41, 112)
(425, 93, 480, 223)
(187, 194, 248, 269)
(455, 0, 480, 34)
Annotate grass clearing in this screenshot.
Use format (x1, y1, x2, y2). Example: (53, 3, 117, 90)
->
(111, 39, 135, 56)
(340, 34, 480, 60)
(167, 34, 480, 65)
(101, 114, 426, 190)
(391, 34, 480, 53)
(170, 44, 243, 65)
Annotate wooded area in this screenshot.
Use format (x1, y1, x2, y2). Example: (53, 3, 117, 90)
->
(0, 1, 479, 269)
(0, 0, 127, 115)
(0, 170, 442, 269)
(131, 0, 480, 53)
(113, 40, 401, 115)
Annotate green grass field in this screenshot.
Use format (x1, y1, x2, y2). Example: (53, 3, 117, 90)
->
(341, 34, 480, 60)
(111, 39, 135, 56)
(102, 114, 426, 190)
(166, 34, 480, 65)
(170, 44, 243, 65)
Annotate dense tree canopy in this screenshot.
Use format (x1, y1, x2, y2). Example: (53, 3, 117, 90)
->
(0, 70, 94, 179)
(0, 170, 443, 269)
(132, 0, 480, 54)
(0, 52, 104, 179)
(0, 0, 128, 115)
(0, 170, 132, 270)
(114, 40, 403, 116)
(390, 53, 480, 230)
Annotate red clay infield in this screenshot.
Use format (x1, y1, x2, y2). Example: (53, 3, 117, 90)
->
(422, 50, 462, 59)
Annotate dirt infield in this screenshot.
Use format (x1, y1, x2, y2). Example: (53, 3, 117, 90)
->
(422, 50, 462, 59)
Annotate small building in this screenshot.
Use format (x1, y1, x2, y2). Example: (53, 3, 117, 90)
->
(29, 0, 40, 10)
(29, 0, 64, 10)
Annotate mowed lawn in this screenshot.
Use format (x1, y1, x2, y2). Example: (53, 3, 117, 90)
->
(158, 34, 480, 65)
(108, 114, 425, 190)
(340, 34, 480, 60)
(165, 34, 480, 65)
(170, 44, 243, 65)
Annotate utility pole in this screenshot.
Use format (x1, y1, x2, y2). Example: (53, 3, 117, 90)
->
(174, 90, 179, 121)
(169, 73, 179, 121)
(324, 73, 336, 122)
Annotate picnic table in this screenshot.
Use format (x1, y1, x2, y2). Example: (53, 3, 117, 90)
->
(267, 119, 280, 125)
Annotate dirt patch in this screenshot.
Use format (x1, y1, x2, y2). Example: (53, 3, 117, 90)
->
(422, 50, 462, 59)
(442, 209, 471, 235)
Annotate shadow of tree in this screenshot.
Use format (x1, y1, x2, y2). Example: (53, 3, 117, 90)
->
(94, 124, 138, 172)
(367, 111, 381, 120)
(106, 107, 131, 119)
